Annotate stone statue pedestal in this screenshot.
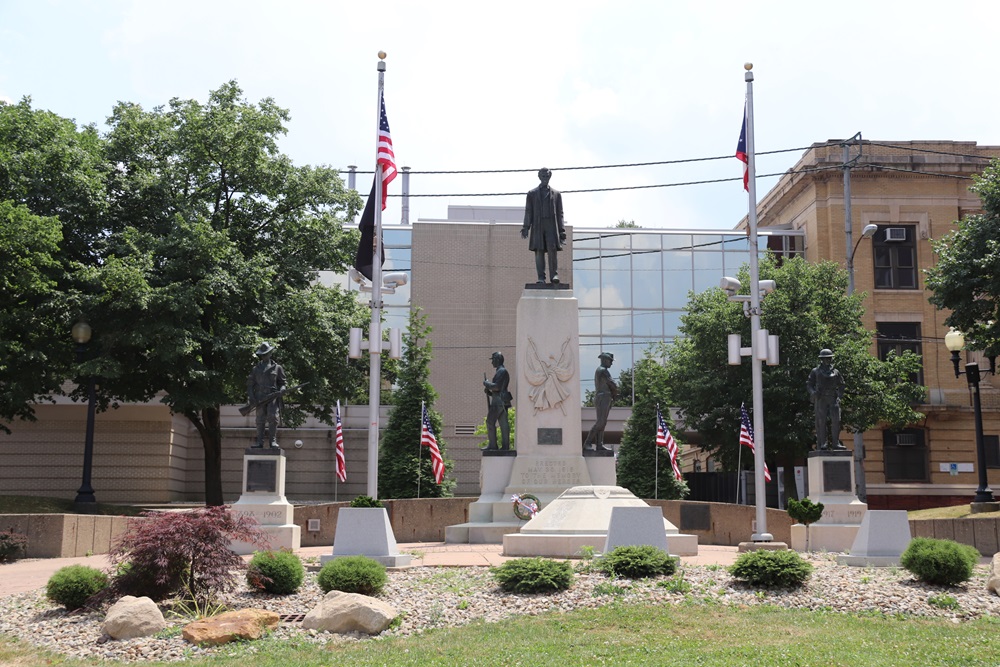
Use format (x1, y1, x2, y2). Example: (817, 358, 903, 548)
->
(230, 448, 300, 554)
(321, 507, 412, 568)
(446, 286, 616, 544)
(790, 450, 867, 552)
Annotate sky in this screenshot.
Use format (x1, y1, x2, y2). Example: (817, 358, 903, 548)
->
(2, 0, 998, 232)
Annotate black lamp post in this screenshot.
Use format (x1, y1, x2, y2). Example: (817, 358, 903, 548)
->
(71, 321, 98, 509)
(944, 328, 996, 507)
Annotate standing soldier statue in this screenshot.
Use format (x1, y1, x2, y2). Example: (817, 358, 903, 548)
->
(807, 348, 847, 451)
(584, 352, 618, 452)
(483, 351, 513, 451)
(247, 342, 287, 449)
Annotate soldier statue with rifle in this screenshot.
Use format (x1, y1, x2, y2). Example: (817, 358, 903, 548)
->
(245, 342, 290, 450)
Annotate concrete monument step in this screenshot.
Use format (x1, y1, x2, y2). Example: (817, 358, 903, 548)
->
(445, 521, 524, 545)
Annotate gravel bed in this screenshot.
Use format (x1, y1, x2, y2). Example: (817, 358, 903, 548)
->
(1, 558, 997, 663)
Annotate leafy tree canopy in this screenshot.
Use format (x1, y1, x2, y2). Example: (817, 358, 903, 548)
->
(663, 255, 924, 471)
(926, 159, 1000, 355)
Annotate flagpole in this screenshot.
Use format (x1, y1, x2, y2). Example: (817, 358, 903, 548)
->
(366, 52, 387, 500)
(744, 63, 772, 542)
(417, 401, 423, 499)
(654, 404, 660, 500)
(736, 431, 743, 503)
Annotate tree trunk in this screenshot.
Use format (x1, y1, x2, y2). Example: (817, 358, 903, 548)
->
(185, 406, 224, 506)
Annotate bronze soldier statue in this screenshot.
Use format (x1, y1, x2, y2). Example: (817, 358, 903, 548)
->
(807, 348, 847, 451)
(521, 167, 566, 284)
(247, 342, 286, 449)
(483, 351, 512, 450)
(584, 352, 618, 452)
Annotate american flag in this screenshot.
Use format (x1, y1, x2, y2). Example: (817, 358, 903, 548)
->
(656, 405, 683, 481)
(334, 401, 346, 483)
(377, 91, 396, 210)
(421, 403, 444, 485)
(736, 104, 749, 191)
(740, 402, 771, 482)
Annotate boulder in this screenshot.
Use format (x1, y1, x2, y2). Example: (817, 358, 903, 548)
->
(988, 553, 1000, 596)
(302, 590, 398, 635)
(182, 608, 280, 646)
(101, 596, 166, 640)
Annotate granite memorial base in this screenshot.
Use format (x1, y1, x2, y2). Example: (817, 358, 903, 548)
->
(837, 510, 912, 567)
(322, 507, 412, 568)
(231, 448, 300, 555)
(790, 450, 867, 553)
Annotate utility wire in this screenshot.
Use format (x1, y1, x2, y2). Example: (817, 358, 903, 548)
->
(864, 141, 997, 161)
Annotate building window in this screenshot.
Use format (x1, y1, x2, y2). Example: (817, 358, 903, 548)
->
(986, 435, 1000, 469)
(882, 428, 928, 482)
(876, 322, 923, 386)
(873, 225, 918, 289)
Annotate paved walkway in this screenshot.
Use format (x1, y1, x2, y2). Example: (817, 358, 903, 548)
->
(0, 543, 741, 597)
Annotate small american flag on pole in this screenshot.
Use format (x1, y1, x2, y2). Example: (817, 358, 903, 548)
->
(377, 91, 396, 210)
(421, 403, 444, 485)
(334, 401, 346, 483)
(740, 402, 771, 482)
(656, 405, 683, 481)
(736, 104, 749, 191)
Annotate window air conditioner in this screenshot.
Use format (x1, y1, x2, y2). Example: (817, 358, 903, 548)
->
(895, 433, 916, 446)
(885, 227, 907, 242)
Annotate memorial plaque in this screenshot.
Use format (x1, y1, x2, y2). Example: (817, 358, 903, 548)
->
(680, 503, 711, 532)
(822, 460, 852, 492)
(537, 428, 562, 445)
(246, 459, 278, 493)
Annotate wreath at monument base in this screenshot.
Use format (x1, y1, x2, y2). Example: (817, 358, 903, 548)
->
(511, 493, 541, 521)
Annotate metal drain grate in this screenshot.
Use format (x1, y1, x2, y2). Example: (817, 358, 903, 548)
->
(280, 613, 306, 623)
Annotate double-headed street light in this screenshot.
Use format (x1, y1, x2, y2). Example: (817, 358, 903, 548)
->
(944, 328, 998, 510)
(71, 321, 98, 510)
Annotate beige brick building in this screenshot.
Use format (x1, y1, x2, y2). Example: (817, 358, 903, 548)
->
(751, 140, 1000, 508)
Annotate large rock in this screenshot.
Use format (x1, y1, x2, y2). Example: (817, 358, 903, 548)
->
(182, 608, 280, 646)
(102, 596, 166, 640)
(302, 590, 398, 635)
(988, 553, 1000, 596)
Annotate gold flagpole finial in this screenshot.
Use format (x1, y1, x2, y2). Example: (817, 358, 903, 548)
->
(744, 62, 753, 71)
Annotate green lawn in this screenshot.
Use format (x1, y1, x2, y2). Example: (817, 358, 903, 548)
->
(1, 603, 997, 667)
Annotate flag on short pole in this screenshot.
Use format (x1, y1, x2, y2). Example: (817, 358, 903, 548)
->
(353, 91, 397, 280)
(334, 401, 346, 483)
(740, 402, 771, 482)
(421, 403, 444, 485)
(656, 406, 683, 481)
(736, 104, 749, 191)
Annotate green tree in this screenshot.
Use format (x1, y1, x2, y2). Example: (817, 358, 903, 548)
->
(616, 355, 688, 500)
(663, 255, 924, 473)
(615, 219, 640, 228)
(926, 159, 1000, 354)
(0, 99, 109, 430)
(473, 407, 517, 449)
(378, 309, 454, 498)
(76, 82, 368, 505)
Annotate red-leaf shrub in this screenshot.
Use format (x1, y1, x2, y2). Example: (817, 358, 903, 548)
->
(108, 506, 268, 602)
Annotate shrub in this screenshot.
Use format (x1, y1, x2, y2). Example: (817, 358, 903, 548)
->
(597, 545, 678, 579)
(46, 565, 108, 610)
(729, 549, 813, 588)
(247, 549, 305, 595)
(317, 556, 387, 596)
(107, 506, 268, 602)
(0, 530, 28, 562)
(349, 495, 384, 508)
(900, 537, 980, 586)
(492, 557, 574, 594)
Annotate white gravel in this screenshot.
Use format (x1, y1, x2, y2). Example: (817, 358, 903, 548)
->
(1, 557, 997, 663)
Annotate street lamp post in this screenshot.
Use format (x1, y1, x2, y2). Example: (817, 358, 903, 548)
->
(846, 222, 878, 502)
(71, 321, 98, 510)
(944, 328, 999, 511)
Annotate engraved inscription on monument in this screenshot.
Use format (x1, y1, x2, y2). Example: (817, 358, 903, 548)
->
(537, 428, 563, 445)
(822, 460, 852, 493)
(680, 503, 711, 532)
(246, 459, 278, 493)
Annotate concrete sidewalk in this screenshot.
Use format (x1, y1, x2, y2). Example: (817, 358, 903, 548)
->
(0, 542, 741, 597)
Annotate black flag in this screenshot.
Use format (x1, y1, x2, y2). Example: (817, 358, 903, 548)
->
(353, 177, 384, 281)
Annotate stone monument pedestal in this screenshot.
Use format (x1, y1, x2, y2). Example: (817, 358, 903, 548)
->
(230, 448, 300, 555)
(836, 510, 912, 567)
(790, 450, 867, 552)
(322, 507, 412, 568)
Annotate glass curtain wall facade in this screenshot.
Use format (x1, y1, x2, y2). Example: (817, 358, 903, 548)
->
(572, 228, 804, 403)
